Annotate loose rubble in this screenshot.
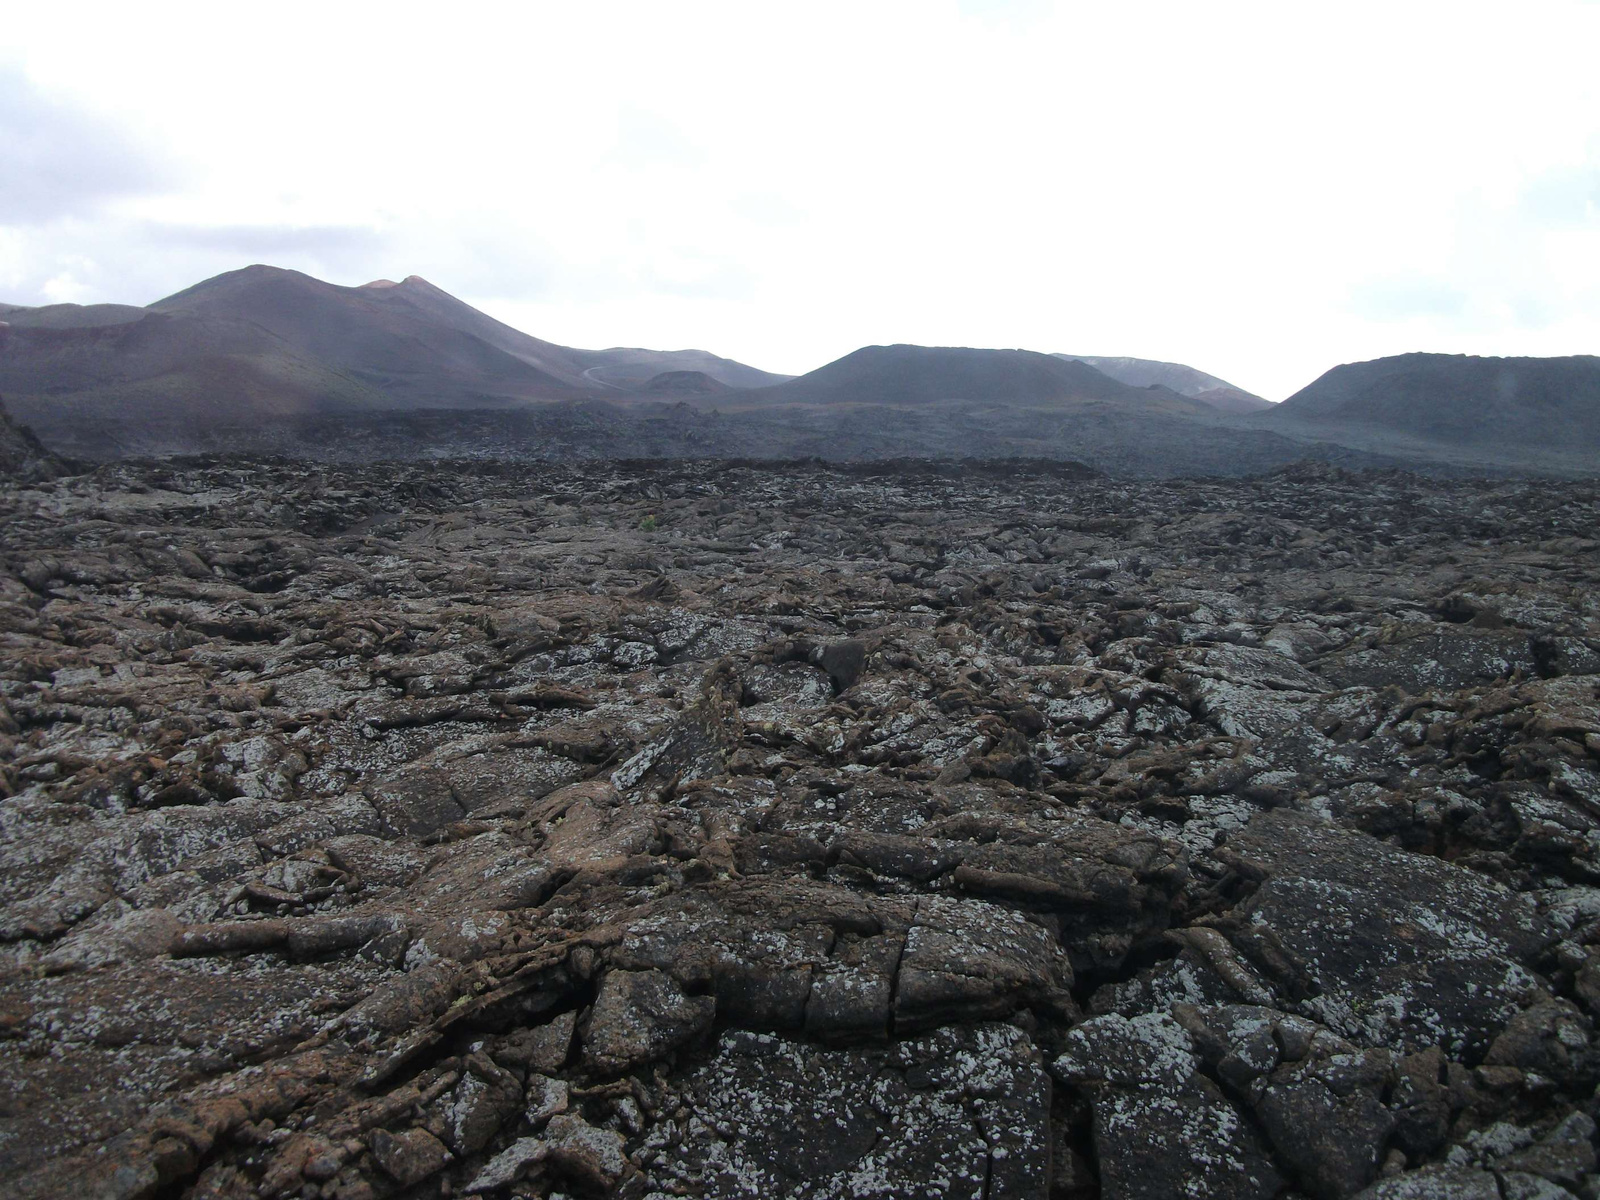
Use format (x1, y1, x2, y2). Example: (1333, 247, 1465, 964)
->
(2, 455, 1599, 1199)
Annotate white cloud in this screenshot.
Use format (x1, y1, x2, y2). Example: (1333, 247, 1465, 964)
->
(0, 71, 177, 223)
(1, 0, 1597, 398)
(40, 269, 95, 305)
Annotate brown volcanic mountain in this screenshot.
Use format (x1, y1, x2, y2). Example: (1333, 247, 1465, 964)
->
(146, 266, 585, 405)
(0, 266, 788, 447)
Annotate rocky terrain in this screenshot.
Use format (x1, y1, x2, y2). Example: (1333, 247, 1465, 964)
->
(9, 391, 1415, 479)
(3, 457, 1600, 1199)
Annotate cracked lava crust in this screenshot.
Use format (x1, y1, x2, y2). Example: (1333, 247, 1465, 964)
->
(3, 456, 1600, 1199)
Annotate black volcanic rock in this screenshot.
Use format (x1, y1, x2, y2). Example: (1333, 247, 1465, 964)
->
(12, 393, 1424, 478)
(4, 458, 1600, 1200)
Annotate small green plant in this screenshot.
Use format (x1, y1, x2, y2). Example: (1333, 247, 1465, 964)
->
(639, 514, 658, 533)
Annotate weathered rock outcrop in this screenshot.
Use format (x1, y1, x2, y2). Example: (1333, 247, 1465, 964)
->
(0, 394, 65, 483)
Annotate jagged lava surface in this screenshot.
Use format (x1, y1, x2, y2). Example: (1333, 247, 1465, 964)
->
(3, 458, 1600, 1199)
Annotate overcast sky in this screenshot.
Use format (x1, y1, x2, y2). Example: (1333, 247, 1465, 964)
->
(2, 1, 1597, 399)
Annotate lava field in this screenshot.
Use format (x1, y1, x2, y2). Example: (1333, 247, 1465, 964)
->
(3, 456, 1600, 1200)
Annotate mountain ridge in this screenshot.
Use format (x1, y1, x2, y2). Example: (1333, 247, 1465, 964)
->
(0, 266, 791, 441)
(2, 267, 1595, 476)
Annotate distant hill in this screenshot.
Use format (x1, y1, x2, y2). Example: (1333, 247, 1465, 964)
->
(1056, 354, 1273, 413)
(0, 266, 786, 447)
(638, 370, 733, 397)
(0, 302, 147, 330)
(741, 345, 1213, 415)
(1248, 352, 1600, 470)
(577, 349, 791, 391)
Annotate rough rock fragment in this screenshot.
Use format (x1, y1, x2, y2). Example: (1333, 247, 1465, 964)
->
(366, 768, 465, 836)
(1255, 1057, 1395, 1198)
(438, 1053, 524, 1155)
(1052, 1010, 1283, 1200)
(542, 1112, 630, 1191)
(894, 895, 1074, 1027)
(369, 1126, 452, 1187)
(584, 967, 715, 1072)
(1388, 1047, 1450, 1159)
(464, 1136, 547, 1194)
(495, 1010, 578, 1074)
(1483, 1000, 1598, 1089)
(1496, 1112, 1598, 1188)
(1351, 1167, 1503, 1199)
(1225, 810, 1556, 1059)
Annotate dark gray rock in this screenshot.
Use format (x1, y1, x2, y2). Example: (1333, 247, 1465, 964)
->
(1225, 810, 1557, 1059)
(369, 1127, 453, 1188)
(647, 1024, 1050, 1199)
(812, 638, 867, 692)
(1351, 1167, 1502, 1199)
(584, 968, 715, 1073)
(542, 1113, 631, 1192)
(1317, 629, 1542, 692)
(1256, 1063, 1394, 1198)
(1053, 1010, 1283, 1200)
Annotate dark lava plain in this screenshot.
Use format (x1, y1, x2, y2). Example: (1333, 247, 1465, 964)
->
(3, 456, 1600, 1200)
